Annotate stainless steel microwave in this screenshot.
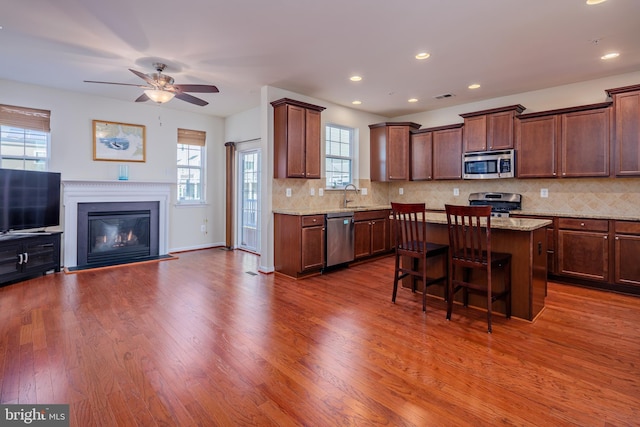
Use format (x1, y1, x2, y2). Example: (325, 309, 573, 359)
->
(463, 149, 515, 179)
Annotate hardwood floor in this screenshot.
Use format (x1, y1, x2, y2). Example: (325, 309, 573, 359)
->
(1, 248, 639, 426)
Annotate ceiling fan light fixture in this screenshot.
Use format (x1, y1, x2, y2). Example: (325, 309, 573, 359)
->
(144, 89, 175, 103)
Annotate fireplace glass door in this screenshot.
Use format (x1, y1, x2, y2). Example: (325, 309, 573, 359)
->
(87, 210, 151, 265)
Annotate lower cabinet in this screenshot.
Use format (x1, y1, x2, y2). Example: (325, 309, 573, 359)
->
(614, 221, 640, 287)
(0, 232, 62, 285)
(274, 214, 325, 277)
(557, 218, 609, 282)
(354, 210, 390, 260)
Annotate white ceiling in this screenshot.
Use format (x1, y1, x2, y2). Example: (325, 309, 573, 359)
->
(1, 0, 639, 118)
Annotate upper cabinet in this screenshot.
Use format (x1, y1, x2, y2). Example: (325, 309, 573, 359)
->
(516, 102, 612, 178)
(271, 98, 326, 179)
(606, 84, 640, 177)
(460, 105, 525, 152)
(369, 122, 421, 182)
(411, 124, 463, 180)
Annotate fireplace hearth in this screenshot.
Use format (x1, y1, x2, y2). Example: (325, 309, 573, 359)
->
(77, 201, 159, 267)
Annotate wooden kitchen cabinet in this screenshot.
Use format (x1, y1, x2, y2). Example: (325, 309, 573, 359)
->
(354, 210, 390, 260)
(607, 84, 640, 176)
(515, 102, 612, 178)
(560, 104, 611, 178)
(274, 213, 325, 277)
(410, 124, 463, 181)
(515, 114, 559, 178)
(460, 104, 525, 152)
(614, 220, 640, 287)
(370, 122, 421, 181)
(557, 218, 609, 282)
(271, 98, 325, 179)
(410, 130, 432, 180)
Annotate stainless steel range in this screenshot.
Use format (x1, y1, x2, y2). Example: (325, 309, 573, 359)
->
(468, 192, 522, 217)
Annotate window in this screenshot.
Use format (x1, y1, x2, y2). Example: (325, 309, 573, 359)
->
(177, 128, 206, 203)
(325, 124, 354, 188)
(0, 104, 51, 171)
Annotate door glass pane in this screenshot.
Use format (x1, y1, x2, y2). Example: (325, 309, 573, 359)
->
(238, 150, 260, 253)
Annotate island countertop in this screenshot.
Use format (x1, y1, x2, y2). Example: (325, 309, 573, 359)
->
(273, 207, 551, 232)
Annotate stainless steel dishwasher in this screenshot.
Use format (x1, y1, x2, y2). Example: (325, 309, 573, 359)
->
(325, 211, 355, 268)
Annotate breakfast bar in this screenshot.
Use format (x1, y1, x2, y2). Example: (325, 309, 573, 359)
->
(409, 212, 551, 321)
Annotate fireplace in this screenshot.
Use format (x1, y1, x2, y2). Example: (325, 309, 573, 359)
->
(77, 202, 159, 267)
(63, 180, 171, 269)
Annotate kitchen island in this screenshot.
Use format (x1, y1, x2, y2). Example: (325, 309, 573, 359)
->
(411, 212, 551, 321)
(273, 207, 550, 321)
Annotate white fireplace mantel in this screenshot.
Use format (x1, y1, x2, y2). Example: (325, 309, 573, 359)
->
(62, 180, 172, 268)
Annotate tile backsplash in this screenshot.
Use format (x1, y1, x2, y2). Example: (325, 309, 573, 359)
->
(273, 177, 640, 219)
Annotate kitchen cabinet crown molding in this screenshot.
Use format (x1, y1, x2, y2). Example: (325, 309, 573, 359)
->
(368, 122, 421, 130)
(517, 101, 613, 120)
(270, 98, 326, 112)
(459, 104, 526, 118)
(411, 123, 463, 134)
(606, 84, 640, 96)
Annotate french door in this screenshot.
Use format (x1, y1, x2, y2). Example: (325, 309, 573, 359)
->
(237, 148, 261, 253)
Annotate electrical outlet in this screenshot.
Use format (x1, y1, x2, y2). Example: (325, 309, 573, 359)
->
(399, 187, 404, 195)
(318, 188, 324, 196)
(310, 188, 315, 196)
(286, 188, 291, 197)
(453, 188, 460, 196)
(540, 188, 549, 198)
(200, 224, 206, 232)
(361, 188, 367, 196)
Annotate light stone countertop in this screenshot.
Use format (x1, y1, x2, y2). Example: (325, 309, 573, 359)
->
(272, 207, 551, 232)
(512, 210, 640, 222)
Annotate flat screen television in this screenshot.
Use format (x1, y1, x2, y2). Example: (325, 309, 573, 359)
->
(0, 168, 61, 233)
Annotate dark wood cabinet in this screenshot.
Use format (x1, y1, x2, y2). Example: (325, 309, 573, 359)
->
(274, 214, 325, 277)
(560, 105, 611, 178)
(614, 221, 640, 287)
(515, 102, 612, 178)
(515, 114, 559, 178)
(370, 122, 421, 181)
(0, 232, 61, 285)
(271, 98, 325, 179)
(607, 84, 640, 176)
(410, 130, 432, 180)
(557, 218, 609, 282)
(411, 124, 463, 181)
(460, 105, 525, 152)
(354, 210, 389, 260)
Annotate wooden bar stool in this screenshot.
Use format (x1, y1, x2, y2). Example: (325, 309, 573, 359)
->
(444, 204, 512, 333)
(391, 202, 448, 312)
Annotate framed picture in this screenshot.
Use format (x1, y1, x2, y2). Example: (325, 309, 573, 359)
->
(93, 120, 146, 162)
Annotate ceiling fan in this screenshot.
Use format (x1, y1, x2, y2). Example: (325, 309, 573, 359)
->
(84, 63, 219, 106)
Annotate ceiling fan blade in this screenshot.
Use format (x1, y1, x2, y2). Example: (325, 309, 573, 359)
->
(129, 68, 156, 85)
(84, 80, 147, 88)
(172, 84, 219, 93)
(175, 92, 209, 106)
(135, 93, 150, 103)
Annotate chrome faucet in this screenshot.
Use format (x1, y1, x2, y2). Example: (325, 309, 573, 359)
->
(343, 183, 359, 208)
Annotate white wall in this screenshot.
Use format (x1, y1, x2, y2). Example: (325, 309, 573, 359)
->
(393, 71, 640, 126)
(0, 79, 226, 255)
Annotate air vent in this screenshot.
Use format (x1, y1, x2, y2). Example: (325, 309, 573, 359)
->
(434, 93, 455, 100)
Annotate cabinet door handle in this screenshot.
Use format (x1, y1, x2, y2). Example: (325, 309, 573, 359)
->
(18, 253, 23, 264)
(603, 236, 607, 240)
(580, 222, 585, 227)
(615, 236, 619, 240)
(23, 252, 28, 263)
(371, 221, 376, 225)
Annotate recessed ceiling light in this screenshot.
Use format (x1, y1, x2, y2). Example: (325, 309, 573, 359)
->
(415, 52, 430, 60)
(408, 98, 418, 103)
(601, 52, 620, 60)
(468, 83, 481, 89)
(352, 100, 362, 105)
(586, 0, 607, 5)
(350, 75, 362, 82)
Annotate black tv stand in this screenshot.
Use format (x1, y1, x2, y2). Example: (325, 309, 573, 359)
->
(0, 231, 62, 285)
